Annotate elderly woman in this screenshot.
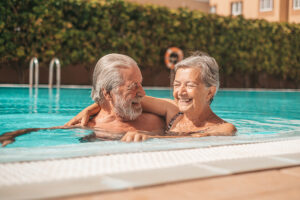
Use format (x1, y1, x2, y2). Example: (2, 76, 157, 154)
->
(68, 52, 236, 141)
(144, 52, 235, 135)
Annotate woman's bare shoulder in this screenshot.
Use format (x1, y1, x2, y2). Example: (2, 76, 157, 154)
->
(221, 122, 236, 135)
(210, 122, 237, 136)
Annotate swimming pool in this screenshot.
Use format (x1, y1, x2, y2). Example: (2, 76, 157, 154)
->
(1, 86, 300, 162)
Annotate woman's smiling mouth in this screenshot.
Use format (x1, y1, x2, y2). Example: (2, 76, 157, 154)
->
(178, 98, 192, 104)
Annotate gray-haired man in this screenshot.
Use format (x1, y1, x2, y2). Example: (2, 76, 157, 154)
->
(67, 53, 165, 141)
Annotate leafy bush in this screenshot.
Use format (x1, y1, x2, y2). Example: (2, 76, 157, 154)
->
(1, 0, 300, 84)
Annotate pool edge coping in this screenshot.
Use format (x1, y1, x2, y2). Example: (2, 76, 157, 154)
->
(1, 138, 300, 200)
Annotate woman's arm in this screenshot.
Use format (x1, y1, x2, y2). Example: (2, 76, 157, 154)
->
(65, 103, 100, 126)
(66, 96, 180, 127)
(141, 96, 179, 124)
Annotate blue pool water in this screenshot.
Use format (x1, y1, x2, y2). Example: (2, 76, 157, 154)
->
(1, 87, 300, 162)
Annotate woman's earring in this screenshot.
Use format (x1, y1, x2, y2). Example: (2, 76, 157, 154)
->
(209, 97, 214, 105)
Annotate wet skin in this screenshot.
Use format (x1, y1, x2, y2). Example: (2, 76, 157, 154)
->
(87, 66, 165, 135)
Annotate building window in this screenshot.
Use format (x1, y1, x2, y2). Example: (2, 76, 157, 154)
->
(231, 2, 242, 16)
(294, 0, 300, 10)
(210, 6, 216, 14)
(260, 0, 273, 12)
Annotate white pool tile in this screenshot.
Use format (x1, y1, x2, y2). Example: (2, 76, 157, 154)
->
(203, 157, 293, 173)
(271, 153, 300, 164)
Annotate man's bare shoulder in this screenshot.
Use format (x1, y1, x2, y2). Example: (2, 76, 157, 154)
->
(138, 112, 165, 130)
(140, 112, 165, 121)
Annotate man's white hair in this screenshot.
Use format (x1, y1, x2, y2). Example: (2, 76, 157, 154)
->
(91, 53, 138, 104)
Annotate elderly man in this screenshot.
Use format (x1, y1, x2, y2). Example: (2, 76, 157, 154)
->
(0, 54, 165, 147)
(75, 53, 165, 138)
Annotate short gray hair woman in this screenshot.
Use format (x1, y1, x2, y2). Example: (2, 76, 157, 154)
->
(174, 52, 220, 103)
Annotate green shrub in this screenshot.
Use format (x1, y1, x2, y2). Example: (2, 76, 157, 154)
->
(1, 0, 300, 84)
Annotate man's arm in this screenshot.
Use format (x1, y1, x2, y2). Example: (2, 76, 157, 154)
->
(65, 103, 100, 126)
(0, 125, 82, 147)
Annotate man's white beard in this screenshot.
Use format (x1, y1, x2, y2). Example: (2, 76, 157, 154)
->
(113, 93, 142, 121)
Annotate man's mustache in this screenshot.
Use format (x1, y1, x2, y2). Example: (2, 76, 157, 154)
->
(130, 96, 142, 104)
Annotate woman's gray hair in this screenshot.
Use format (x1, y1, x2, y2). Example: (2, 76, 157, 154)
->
(91, 53, 138, 104)
(174, 52, 220, 93)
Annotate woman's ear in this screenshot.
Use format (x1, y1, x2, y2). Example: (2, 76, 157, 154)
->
(207, 86, 216, 104)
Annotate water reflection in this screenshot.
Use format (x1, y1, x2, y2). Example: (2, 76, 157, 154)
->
(48, 88, 60, 113)
(29, 86, 38, 113)
(28, 87, 61, 114)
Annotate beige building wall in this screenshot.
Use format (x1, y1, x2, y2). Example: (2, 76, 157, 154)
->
(125, 0, 210, 12)
(243, 0, 259, 19)
(125, 0, 300, 23)
(289, 0, 300, 23)
(210, 0, 300, 23)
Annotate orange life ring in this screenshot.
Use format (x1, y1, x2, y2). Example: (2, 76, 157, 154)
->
(164, 47, 184, 69)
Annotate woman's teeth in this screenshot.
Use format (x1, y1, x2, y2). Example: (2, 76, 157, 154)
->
(179, 99, 192, 103)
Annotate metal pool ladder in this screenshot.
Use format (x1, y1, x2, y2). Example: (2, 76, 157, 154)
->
(49, 58, 61, 89)
(29, 57, 39, 88)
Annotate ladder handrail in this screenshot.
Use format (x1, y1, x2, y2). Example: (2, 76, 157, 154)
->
(49, 58, 61, 89)
(29, 57, 39, 88)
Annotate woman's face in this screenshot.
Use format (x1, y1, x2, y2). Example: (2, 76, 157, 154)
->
(173, 67, 214, 114)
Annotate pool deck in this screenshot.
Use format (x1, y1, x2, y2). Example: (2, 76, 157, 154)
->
(1, 138, 300, 200)
(61, 166, 300, 200)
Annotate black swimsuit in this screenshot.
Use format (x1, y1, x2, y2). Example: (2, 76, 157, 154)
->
(166, 112, 183, 132)
(165, 112, 224, 136)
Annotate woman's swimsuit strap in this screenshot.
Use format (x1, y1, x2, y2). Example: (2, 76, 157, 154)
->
(166, 112, 183, 131)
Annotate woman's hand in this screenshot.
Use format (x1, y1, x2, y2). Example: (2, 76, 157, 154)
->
(121, 131, 149, 142)
(65, 103, 100, 127)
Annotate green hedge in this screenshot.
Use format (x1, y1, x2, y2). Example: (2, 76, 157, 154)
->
(1, 0, 300, 83)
